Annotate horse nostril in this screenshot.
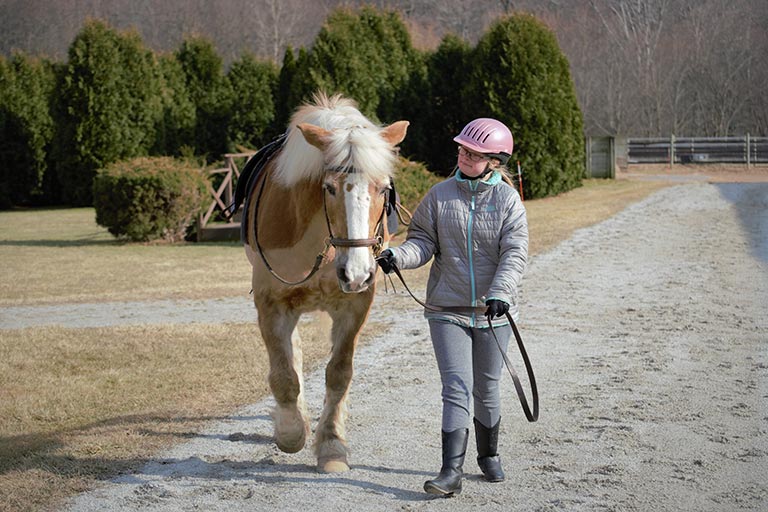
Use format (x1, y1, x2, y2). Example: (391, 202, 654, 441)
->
(336, 267, 350, 283)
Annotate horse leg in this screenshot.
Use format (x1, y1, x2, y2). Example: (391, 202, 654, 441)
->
(257, 299, 310, 454)
(314, 294, 373, 472)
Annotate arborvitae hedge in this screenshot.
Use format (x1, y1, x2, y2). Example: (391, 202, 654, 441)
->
(154, 53, 196, 156)
(471, 15, 585, 199)
(290, 7, 423, 122)
(0, 53, 55, 207)
(226, 53, 278, 150)
(419, 35, 474, 175)
(53, 20, 161, 205)
(0, 8, 589, 210)
(176, 36, 233, 160)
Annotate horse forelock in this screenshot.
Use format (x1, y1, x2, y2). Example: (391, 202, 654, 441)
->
(274, 94, 397, 187)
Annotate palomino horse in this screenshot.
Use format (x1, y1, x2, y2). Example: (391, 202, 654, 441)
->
(241, 93, 408, 472)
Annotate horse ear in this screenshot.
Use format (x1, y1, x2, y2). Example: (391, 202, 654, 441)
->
(380, 120, 409, 145)
(297, 123, 332, 151)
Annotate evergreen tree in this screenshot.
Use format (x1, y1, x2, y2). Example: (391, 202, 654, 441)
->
(0, 53, 55, 207)
(227, 53, 278, 150)
(471, 14, 585, 198)
(52, 20, 161, 205)
(274, 46, 297, 132)
(293, 6, 422, 122)
(175, 36, 233, 160)
(153, 53, 196, 156)
(419, 35, 474, 175)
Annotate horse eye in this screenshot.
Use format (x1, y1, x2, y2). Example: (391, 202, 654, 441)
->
(324, 182, 337, 196)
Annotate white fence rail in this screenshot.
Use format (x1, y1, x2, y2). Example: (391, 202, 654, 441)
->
(628, 135, 768, 165)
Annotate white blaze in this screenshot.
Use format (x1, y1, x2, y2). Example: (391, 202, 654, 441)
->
(343, 173, 374, 287)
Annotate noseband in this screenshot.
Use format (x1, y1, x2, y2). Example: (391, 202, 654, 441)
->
(253, 167, 387, 286)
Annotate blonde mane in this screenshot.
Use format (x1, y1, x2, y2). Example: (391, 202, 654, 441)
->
(273, 93, 398, 187)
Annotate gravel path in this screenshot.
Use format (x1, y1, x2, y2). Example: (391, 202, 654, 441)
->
(61, 182, 767, 511)
(0, 298, 254, 329)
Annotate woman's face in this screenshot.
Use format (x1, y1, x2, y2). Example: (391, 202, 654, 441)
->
(457, 146, 491, 178)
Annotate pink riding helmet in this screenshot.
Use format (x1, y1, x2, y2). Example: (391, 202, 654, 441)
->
(453, 118, 514, 164)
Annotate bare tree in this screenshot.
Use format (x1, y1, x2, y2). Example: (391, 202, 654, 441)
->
(2, 0, 766, 136)
(680, 0, 756, 135)
(248, 0, 318, 62)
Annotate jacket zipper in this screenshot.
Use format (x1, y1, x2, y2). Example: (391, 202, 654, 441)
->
(467, 187, 477, 327)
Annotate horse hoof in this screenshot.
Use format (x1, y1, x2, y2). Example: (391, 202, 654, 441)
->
(274, 423, 307, 453)
(272, 407, 309, 453)
(276, 438, 305, 454)
(318, 458, 350, 473)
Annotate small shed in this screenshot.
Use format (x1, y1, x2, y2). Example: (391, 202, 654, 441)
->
(586, 136, 627, 178)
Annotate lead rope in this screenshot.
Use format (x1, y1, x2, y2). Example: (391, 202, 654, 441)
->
(386, 263, 539, 422)
(488, 311, 539, 422)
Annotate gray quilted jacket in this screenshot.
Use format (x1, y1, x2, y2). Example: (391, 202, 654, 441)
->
(389, 170, 528, 328)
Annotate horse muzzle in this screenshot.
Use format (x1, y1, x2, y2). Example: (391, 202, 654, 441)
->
(336, 257, 376, 293)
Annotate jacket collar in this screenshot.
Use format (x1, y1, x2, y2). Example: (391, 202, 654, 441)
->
(454, 169, 503, 192)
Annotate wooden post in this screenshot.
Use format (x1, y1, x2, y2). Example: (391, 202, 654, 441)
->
(609, 136, 616, 179)
(670, 134, 675, 169)
(225, 156, 234, 208)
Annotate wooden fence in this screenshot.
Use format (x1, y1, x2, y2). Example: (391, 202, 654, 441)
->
(196, 151, 256, 242)
(628, 135, 768, 165)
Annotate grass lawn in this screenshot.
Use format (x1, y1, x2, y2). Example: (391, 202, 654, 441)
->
(0, 178, 671, 511)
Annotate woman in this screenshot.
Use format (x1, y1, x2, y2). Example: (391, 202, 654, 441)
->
(377, 118, 528, 496)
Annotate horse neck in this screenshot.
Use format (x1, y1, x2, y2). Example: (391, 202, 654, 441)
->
(251, 170, 326, 251)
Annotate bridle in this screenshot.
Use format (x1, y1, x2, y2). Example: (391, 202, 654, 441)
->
(386, 264, 539, 422)
(252, 167, 387, 286)
(322, 169, 386, 253)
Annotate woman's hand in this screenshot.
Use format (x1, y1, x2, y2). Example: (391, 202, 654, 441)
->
(376, 249, 396, 274)
(485, 299, 509, 318)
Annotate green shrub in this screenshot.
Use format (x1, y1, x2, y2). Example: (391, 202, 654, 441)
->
(93, 157, 208, 242)
(394, 157, 442, 212)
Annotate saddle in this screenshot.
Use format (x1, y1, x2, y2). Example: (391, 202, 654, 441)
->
(222, 133, 287, 243)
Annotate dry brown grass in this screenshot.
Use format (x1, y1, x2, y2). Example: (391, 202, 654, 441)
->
(0, 177, 674, 511)
(0, 316, 380, 512)
(0, 208, 251, 306)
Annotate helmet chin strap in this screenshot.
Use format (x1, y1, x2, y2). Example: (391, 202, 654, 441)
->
(457, 162, 494, 181)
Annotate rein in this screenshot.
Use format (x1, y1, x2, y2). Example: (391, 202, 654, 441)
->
(252, 168, 386, 286)
(387, 264, 539, 422)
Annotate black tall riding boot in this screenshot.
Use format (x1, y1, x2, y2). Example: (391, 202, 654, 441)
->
(474, 417, 505, 482)
(423, 428, 468, 496)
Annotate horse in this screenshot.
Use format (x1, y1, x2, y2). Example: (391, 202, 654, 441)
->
(240, 93, 408, 473)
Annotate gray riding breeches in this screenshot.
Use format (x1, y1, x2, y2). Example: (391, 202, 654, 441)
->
(428, 319, 512, 432)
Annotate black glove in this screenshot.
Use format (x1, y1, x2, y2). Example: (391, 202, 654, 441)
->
(485, 299, 509, 318)
(376, 249, 396, 274)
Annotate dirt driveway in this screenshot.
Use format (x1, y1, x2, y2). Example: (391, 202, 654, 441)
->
(64, 181, 767, 511)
